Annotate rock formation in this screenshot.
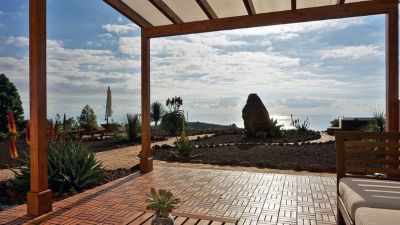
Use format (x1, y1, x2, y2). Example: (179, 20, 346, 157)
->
(242, 94, 270, 137)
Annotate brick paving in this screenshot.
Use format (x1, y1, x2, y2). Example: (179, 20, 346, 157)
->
(0, 167, 337, 225)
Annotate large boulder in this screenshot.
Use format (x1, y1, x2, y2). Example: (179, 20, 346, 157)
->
(242, 94, 270, 137)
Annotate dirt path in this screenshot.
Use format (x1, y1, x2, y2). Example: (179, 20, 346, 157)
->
(0, 133, 335, 181)
(0, 134, 210, 181)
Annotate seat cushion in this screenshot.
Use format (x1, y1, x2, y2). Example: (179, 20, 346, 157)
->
(355, 207, 400, 225)
(339, 177, 400, 220)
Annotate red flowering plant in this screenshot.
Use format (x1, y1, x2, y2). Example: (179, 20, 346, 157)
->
(8, 111, 18, 159)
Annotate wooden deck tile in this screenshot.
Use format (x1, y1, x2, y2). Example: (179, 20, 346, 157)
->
(0, 167, 336, 224)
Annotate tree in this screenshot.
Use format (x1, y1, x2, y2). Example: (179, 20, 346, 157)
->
(161, 97, 185, 136)
(151, 101, 165, 134)
(78, 105, 98, 128)
(0, 74, 24, 133)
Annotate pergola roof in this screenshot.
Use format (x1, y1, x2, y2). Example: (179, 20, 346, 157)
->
(110, 0, 369, 26)
(105, 0, 398, 38)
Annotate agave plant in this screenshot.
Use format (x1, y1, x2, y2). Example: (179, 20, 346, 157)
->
(11, 140, 104, 193)
(176, 132, 194, 157)
(291, 115, 310, 134)
(368, 111, 386, 132)
(146, 188, 180, 225)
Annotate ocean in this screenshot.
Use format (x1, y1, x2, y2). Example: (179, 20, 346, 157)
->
(230, 114, 340, 132)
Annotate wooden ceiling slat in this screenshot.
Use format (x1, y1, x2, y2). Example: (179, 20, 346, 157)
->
(149, 0, 183, 24)
(196, 0, 218, 20)
(291, 0, 296, 10)
(142, 0, 397, 38)
(103, 0, 152, 28)
(243, 0, 256, 15)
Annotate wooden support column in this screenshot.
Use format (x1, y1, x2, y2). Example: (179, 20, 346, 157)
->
(140, 33, 153, 173)
(386, 7, 399, 132)
(386, 6, 399, 171)
(28, 0, 52, 216)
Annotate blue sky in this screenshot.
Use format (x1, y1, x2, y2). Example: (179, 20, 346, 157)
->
(0, 0, 389, 130)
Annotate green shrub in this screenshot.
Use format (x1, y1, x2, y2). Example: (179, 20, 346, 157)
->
(176, 133, 194, 157)
(291, 115, 310, 134)
(265, 118, 283, 138)
(11, 140, 104, 193)
(330, 118, 340, 127)
(126, 114, 141, 143)
(368, 111, 385, 132)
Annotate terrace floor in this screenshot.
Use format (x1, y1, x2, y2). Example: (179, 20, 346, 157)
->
(0, 167, 337, 225)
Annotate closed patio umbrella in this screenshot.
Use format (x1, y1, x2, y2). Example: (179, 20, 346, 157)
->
(105, 86, 113, 124)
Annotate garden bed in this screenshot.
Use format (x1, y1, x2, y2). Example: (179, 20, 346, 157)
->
(0, 165, 140, 211)
(0, 135, 169, 169)
(194, 130, 321, 145)
(153, 142, 336, 173)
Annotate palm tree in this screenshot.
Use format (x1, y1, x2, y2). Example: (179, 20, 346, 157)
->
(151, 102, 165, 134)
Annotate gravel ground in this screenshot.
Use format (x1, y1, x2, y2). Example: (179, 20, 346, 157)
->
(153, 142, 336, 173)
(194, 130, 321, 145)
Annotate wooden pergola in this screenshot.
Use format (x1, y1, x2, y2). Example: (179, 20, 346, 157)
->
(28, 0, 398, 216)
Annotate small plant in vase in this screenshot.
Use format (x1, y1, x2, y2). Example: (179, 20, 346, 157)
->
(146, 188, 180, 225)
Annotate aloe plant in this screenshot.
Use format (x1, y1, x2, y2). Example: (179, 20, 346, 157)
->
(146, 188, 180, 224)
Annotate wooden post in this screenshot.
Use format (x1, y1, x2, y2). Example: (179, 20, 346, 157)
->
(140, 33, 153, 173)
(386, 7, 399, 133)
(386, 7, 399, 171)
(28, 0, 52, 216)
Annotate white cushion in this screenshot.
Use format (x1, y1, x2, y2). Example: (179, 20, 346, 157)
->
(355, 207, 400, 225)
(339, 177, 400, 220)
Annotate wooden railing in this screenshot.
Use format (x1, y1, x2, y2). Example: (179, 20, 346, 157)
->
(336, 131, 400, 181)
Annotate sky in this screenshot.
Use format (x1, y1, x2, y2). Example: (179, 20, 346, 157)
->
(0, 0, 389, 130)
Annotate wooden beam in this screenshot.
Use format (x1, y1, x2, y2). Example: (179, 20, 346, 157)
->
(243, 0, 256, 15)
(386, 8, 399, 133)
(140, 33, 153, 173)
(103, 0, 152, 28)
(196, 0, 218, 20)
(386, 7, 399, 172)
(28, 0, 52, 216)
(291, 0, 296, 10)
(149, 0, 183, 24)
(143, 0, 396, 38)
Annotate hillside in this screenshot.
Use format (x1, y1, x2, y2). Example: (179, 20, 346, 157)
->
(186, 121, 239, 131)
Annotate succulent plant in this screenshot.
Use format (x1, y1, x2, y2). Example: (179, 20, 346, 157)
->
(146, 188, 180, 219)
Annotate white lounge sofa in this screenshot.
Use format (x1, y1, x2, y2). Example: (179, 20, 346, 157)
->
(336, 131, 400, 225)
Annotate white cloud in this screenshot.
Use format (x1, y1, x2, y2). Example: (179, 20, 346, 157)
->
(319, 45, 384, 60)
(118, 37, 140, 56)
(6, 36, 29, 46)
(102, 23, 138, 34)
(222, 17, 364, 40)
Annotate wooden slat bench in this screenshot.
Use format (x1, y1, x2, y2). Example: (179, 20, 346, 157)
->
(336, 131, 400, 225)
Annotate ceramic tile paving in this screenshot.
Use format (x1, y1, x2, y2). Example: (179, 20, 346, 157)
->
(0, 167, 336, 224)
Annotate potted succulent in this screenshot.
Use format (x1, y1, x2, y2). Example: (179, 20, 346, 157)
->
(146, 188, 180, 225)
